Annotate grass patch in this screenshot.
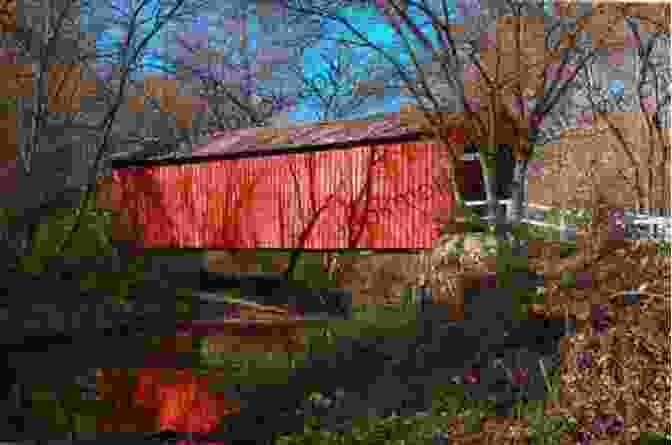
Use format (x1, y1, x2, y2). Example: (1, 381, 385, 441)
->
(199, 297, 579, 445)
(272, 352, 577, 444)
(639, 431, 672, 444)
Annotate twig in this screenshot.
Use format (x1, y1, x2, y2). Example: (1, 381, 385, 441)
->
(196, 292, 288, 315)
(446, 276, 458, 303)
(538, 358, 553, 395)
(606, 290, 667, 300)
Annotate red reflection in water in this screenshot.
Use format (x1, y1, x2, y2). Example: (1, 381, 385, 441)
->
(134, 367, 240, 434)
(133, 335, 241, 437)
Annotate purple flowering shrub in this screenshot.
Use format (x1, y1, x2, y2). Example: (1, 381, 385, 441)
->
(575, 351, 593, 370)
(590, 303, 610, 335)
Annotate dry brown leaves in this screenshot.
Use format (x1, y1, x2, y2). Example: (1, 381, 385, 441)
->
(329, 251, 429, 306)
(525, 231, 670, 443)
(549, 239, 671, 444)
(436, 414, 532, 445)
(0, 0, 14, 33)
(425, 204, 670, 443)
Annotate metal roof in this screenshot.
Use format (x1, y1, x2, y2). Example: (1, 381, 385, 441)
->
(109, 110, 465, 168)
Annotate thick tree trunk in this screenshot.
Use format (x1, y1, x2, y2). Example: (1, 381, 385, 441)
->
(507, 159, 528, 224)
(481, 155, 509, 244)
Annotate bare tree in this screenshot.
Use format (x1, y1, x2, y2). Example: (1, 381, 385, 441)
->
(568, 14, 670, 217)
(138, 0, 327, 136)
(279, 0, 656, 261)
(283, 40, 401, 121)
(39, 0, 221, 256)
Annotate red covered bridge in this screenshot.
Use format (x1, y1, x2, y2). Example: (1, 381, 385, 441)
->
(99, 111, 485, 251)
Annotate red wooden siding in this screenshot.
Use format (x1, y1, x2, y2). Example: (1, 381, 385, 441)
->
(107, 140, 456, 249)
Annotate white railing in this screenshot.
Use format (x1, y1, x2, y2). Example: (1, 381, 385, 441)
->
(463, 200, 672, 241)
(623, 210, 672, 241)
(462, 199, 575, 241)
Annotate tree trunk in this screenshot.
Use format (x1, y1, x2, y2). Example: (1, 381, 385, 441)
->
(507, 158, 528, 224)
(484, 94, 509, 245)
(482, 165, 498, 223)
(481, 152, 509, 243)
(284, 250, 302, 281)
(507, 158, 529, 255)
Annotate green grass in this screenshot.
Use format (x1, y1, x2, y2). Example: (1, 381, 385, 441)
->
(199, 297, 582, 445)
(201, 299, 422, 386)
(639, 431, 672, 444)
(268, 331, 579, 445)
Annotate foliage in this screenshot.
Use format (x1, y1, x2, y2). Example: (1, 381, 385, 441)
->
(0, 94, 16, 113)
(203, 348, 304, 386)
(508, 220, 536, 241)
(288, 253, 338, 289)
(654, 239, 670, 257)
(441, 235, 465, 257)
(526, 410, 578, 445)
(28, 382, 114, 434)
(1, 194, 161, 305)
(201, 302, 420, 390)
(558, 270, 577, 288)
(10, 193, 115, 271)
(639, 431, 672, 445)
(544, 207, 593, 229)
(559, 242, 577, 258)
(462, 206, 491, 234)
(176, 288, 195, 319)
(273, 344, 579, 445)
(252, 250, 339, 288)
(491, 236, 544, 320)
(430, 382, 497, 422)
(529, 144, 545, 161)
(3, 198, 163, 433)
(276, 411, 433, 445)
(441, 208, 583, 261)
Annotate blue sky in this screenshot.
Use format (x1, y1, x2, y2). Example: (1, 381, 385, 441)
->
(87, 0, 598, 125)
(83, 0, 466, 123)
(286, 1, 461, 122)
(82, 0, 171, 82)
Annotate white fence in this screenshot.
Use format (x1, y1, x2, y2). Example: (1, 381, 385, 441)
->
(623, 209, 672, 241)
(463, 199, 672, 242)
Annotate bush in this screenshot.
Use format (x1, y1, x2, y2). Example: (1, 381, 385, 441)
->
(5, 195, 116, 274)
(0, 194, 157, 305)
